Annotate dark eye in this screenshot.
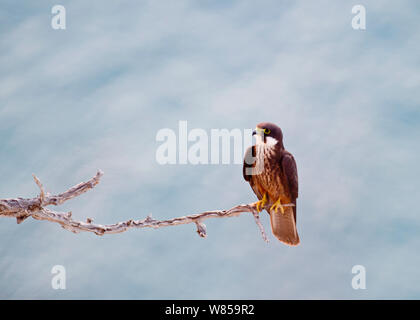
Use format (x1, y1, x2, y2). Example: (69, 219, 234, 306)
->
(264, 128, 271, 135)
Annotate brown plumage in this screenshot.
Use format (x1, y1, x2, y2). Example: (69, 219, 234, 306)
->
(243, 122, 299, 246)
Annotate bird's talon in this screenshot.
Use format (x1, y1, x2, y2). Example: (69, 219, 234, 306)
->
(255, 193, 268, 212)
(270, 199, 285, 215)
(269, 203, 277, 213)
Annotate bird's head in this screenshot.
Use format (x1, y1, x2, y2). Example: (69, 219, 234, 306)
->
(253, 122, 284, 148)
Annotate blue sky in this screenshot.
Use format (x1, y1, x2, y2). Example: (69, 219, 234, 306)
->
(0, 0, 419, 299)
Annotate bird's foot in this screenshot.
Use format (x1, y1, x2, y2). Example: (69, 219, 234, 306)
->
(270, 198, 285, 214)
(255, 193, 268, 212)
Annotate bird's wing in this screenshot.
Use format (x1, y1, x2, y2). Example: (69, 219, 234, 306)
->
(243, 145, 255, 182)
(281, 152, 298, 221)
(268, 151, 300, 246)
(243, 146, 263, 200)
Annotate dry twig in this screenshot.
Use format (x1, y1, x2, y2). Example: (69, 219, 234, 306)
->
(0, 171, 294, 242)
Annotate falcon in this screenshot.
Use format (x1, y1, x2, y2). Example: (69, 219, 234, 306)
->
(243, 122, 300, 246)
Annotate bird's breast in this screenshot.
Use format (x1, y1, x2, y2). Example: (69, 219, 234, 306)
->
(254, 145, 287, 201)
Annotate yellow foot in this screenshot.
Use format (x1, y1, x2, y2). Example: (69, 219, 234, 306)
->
(256, 193, 268, 212)
(270, 198, 285, 214)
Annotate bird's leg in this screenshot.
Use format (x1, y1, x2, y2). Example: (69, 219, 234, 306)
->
(255, 193, 268, 212)
(270, 197, 285, 214)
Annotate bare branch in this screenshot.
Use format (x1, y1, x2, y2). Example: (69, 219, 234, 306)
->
(0, 171, 294, 242)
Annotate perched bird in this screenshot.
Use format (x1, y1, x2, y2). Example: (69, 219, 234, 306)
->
(243, 122, 299, 246)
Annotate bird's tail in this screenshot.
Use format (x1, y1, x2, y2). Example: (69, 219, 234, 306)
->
(268, 205, 300, 246)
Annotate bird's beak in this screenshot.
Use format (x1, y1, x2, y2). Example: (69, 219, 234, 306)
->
(253, 127, 263, 136)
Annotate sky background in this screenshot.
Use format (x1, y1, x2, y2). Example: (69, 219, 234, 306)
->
(0, 0, 419, 299)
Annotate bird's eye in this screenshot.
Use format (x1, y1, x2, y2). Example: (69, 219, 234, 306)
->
(264, 128, 271, 135)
